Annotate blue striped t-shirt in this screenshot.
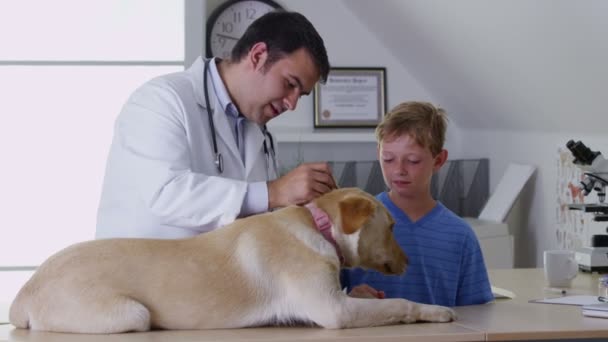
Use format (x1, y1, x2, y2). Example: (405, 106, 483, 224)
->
(342, 192, 494, 307)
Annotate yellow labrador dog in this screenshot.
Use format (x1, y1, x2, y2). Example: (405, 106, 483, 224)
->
(10, 188, 455, 333)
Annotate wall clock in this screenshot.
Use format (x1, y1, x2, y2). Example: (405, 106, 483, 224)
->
(206, 0, 283, 58)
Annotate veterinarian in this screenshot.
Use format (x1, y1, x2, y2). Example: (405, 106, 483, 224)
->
(341, 101, 494, 306)
(96, 11, 335, 239)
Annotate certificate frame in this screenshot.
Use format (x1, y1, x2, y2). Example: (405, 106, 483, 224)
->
(314, 67, 387, 128)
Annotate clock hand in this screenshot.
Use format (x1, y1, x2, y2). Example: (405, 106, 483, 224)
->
(216, 33, 239, 41)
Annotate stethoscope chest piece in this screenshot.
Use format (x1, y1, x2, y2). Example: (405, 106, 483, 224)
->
(215, 152, 224, 174)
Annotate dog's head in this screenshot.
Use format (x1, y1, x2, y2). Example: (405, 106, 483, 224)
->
(312, 188, 407, 275)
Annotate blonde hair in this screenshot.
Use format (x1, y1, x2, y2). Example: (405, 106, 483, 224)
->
(375, 101, 448, 156)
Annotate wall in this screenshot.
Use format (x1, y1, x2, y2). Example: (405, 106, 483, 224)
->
(461, 129, 608, 267)
(263, 0, 464, 168)
(205, 0, 465, 161)
(342, 0, 608, 134)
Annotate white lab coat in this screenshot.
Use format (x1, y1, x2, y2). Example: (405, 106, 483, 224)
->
(96, 57, 278, 239)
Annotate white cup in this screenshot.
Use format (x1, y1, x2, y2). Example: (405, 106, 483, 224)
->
(543, 250, 578, 288)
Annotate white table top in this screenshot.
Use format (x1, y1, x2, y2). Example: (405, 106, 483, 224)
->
(1, 268, 608, 342)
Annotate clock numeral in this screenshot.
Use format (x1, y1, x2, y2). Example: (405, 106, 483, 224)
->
(246, 8, 257, 20)
(218, 36, 226, 48)
(233, 11, 241, 23)
(222, 22, 234, 33)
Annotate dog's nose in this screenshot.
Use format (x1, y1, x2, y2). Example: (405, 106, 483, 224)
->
(396, 249, 408, 274)
(383, 254, 407, 275)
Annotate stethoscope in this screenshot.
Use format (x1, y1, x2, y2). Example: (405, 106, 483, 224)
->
(203, 59, 278, 178)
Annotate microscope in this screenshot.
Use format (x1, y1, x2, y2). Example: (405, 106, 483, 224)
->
(566, 140, 608, 272)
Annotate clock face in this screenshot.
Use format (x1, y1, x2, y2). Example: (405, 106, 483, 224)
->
(208, 0, 280, 59)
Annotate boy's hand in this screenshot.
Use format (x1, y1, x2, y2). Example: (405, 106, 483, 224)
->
(349, 284, 385, 299)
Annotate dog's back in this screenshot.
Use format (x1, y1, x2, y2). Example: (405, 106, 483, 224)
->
(9, 206, 336, 331)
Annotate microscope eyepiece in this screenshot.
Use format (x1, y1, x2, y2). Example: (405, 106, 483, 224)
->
(567, 140, 600, 165)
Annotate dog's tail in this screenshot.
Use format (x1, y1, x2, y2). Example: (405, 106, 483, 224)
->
(9, 288, 30, 329)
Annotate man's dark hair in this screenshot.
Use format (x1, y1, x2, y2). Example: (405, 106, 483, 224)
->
(231, 11, 330, 83)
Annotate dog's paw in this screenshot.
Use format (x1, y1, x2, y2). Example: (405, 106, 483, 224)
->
(419, 304, 457, 323)
(435, 306, 457, 322)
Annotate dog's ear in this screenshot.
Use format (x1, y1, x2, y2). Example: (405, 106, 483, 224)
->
(339, 195, 376, 234)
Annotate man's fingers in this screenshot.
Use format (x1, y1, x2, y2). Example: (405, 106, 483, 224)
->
(310, 182, 332, 198)
(272, 162, 338, 207)
(311, 169, 337, 190)
(296, 162, 338, 189)
(301, 161, 332, 172)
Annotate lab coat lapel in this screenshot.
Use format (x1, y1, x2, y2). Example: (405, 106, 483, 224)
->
(243, 121, 265, 178)
(191, 57, 207, 109)
(212, 100, 244, 170)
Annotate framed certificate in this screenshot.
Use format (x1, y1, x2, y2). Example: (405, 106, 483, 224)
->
(314, 67, 387, 128)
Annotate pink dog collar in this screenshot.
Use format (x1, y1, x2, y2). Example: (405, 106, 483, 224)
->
(305, 203, 344, 264)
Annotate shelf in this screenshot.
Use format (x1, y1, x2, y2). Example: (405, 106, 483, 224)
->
(270, 127, 376, 143)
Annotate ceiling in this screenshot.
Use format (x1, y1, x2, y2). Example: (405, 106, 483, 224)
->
(343, 0, 608, 133)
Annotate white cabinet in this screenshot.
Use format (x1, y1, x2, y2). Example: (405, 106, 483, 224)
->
(465, 218, 514, 269)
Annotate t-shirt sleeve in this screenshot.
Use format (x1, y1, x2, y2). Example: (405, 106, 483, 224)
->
(456, 228, 495, 305)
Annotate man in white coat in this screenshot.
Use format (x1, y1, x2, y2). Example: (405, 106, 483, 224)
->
(96, 11, 334, 239)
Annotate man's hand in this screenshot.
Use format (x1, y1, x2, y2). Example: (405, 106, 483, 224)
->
(349, 284, 386, 299)
(268, 162, 338, 209)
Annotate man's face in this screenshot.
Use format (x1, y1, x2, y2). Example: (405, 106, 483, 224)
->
(378, 134, 445, 200)
(247, 47, 320, 125)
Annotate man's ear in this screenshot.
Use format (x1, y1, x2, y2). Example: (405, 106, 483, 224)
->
(247, 42, 268, 71)
(339, 196, 376, 234)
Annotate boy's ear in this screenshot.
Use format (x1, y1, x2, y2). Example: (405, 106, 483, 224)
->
(339, 196, 376, 234)
(248, 42, 268, 71)
(433, 149, 448, 172)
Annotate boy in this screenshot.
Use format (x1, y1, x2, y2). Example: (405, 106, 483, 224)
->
(342, 101, 494, 306)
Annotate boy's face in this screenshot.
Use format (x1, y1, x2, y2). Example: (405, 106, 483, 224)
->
(378, 134, 447, 200)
